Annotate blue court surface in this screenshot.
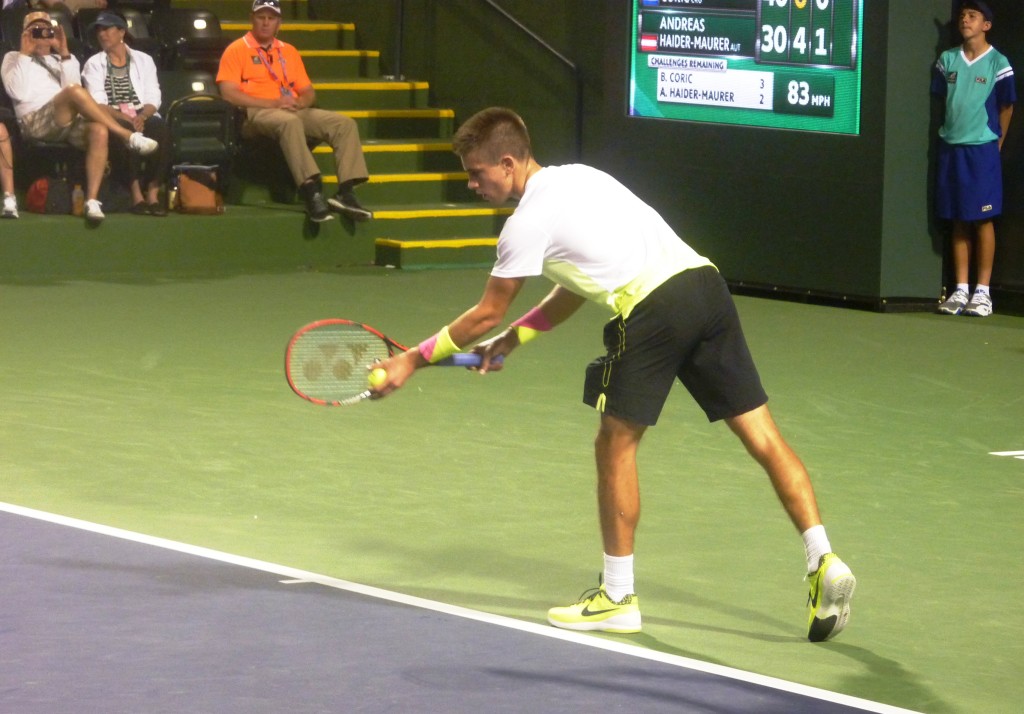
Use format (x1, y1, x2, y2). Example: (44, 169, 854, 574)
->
(1, 504, 918, 714)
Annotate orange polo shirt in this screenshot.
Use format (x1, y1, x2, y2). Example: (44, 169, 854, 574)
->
(216, 32, 311, 100)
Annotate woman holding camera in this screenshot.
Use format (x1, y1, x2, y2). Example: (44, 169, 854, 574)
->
(82, 11, 170, 215)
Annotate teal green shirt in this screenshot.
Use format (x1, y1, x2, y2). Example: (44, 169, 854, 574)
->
(932, 45, 1016, 146)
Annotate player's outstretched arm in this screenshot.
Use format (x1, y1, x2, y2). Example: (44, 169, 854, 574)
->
(369, 276, 524, 395)
(447, 275, 525, 347)
(474, 285, 587, 371)
(534, 286, 588, 325)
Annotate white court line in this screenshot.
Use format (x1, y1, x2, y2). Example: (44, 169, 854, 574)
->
(990, 450, 1024, 460)
(0, 501, 919, 714)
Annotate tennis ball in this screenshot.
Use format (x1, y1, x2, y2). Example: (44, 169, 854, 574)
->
(368, 367, 388, 388)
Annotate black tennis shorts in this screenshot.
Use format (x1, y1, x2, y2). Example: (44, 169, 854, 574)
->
(583, 266, 768, 426)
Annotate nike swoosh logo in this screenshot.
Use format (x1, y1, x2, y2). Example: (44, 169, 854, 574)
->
(809, 587, 820, 609)
(582, 605, 620, 617)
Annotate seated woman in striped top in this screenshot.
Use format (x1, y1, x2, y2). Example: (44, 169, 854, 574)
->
(82, 11, 171, 215)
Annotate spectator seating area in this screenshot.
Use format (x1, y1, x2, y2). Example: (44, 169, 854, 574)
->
(0, 3, 224, 72)
(0, 3, 242, 192)
(0, 1, 511, 279)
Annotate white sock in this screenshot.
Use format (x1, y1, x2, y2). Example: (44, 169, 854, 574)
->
(802, 525, 832, 574)
(956, 282, 970, 294)
(603, 553, 634, 602)
(974, 284, 990, 296)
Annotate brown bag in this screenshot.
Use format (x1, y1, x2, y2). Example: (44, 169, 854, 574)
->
(174, 165, 224, 215)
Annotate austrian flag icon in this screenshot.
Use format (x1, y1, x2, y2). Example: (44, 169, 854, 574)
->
(640, 34, 658, 52)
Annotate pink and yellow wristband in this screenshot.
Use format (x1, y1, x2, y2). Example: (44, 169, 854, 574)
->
(418, 326, 461, 364)
(510, 307, 552, 344)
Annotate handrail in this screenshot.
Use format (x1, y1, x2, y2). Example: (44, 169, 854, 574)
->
(393, 0, 583, 160)
(393, 0, 406, 82)
(479, 0, 583, 160)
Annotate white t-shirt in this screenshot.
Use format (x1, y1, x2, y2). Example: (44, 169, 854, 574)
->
(491, 164, 712, 317)
(1, 51, 82, 120)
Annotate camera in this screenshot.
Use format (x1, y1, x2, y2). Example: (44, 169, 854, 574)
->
(30, 25, 56, 40)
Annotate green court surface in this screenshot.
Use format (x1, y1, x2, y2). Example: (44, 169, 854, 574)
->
(2, 269, 1021, 713)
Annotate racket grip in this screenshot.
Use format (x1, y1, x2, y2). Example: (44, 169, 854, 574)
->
(439, 353, 504, 367)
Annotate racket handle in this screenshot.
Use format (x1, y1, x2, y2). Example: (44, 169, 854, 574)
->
(438, 353, 504, 367)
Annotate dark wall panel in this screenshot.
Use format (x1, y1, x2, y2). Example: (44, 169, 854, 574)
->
(316, 0, 1020, 308)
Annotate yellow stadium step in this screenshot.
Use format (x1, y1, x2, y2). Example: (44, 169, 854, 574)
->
(375, 237, 500, 270)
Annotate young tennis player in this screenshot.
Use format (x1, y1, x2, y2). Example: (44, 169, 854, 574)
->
(933, 1, 1015, 317)
(369, 107, 856, 642)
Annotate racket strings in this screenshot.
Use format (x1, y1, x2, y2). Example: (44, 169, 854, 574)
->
(288, 326, 390, 404)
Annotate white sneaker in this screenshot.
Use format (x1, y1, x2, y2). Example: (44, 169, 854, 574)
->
(2, 193, 18, 218)
(964, 291, 993, 317)
(128, 132, 158, 156)
(85, 199, 105, 223)
(937, 287, 969, 315)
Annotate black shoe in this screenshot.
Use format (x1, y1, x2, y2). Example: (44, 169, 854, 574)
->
(305, 190, 334, 223)
(327, 191, 373, 222)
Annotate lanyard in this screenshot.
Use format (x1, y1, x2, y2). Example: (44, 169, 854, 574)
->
(255, 44, 292, 96)
(32, 55, 62, 84)
(105, 52, 130, 78)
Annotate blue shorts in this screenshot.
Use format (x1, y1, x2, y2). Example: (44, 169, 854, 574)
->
(935, 140, 1003, 221)
(582, 266, 768, 426)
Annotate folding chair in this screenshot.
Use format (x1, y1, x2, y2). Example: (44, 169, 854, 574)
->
(165, 92, 238, 195)
(158, 69, 216, 116)
(150, 8, 228, 74)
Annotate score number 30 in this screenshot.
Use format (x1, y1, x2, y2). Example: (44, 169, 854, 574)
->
(761, 0, 831, 57)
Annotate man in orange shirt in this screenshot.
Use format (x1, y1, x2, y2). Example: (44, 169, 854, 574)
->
(217, 0, 371, 222)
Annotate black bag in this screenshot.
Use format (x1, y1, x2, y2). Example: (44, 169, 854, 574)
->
(98, 179, 134, 214)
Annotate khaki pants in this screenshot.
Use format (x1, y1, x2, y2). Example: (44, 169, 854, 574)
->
(243, 107, 368, 188)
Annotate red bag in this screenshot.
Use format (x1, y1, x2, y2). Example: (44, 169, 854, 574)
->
(26, 176, 72, 214)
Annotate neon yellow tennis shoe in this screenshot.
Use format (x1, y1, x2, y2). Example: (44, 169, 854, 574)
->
(807, 553, 856, 642)
(548, 583, 641, 633)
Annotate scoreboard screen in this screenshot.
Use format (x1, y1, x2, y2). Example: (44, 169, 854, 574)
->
(628, 0, 863, 135)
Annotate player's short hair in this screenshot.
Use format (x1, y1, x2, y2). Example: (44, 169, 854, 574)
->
(452, 107, 532, 163)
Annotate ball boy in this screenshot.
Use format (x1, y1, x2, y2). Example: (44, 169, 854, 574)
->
(934, 1, 1015, 317)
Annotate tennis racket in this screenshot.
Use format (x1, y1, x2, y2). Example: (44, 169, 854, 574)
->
(285, 319, 493, 406)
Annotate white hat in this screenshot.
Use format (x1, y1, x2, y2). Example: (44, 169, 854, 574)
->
(251, 0, 282, 14)
(22, 11, 52, 30)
